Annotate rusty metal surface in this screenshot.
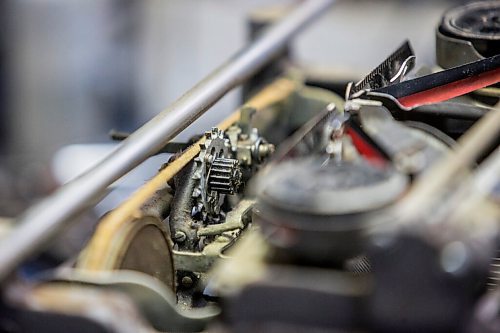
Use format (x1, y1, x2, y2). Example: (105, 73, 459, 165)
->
(197, 199, 254, 237)
(77, 78, 297, 272)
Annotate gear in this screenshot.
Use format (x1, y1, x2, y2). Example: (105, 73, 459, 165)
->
(191, 128, 231, 221)
(207, 158, 242, 195)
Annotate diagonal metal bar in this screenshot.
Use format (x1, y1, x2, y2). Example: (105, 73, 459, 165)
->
(0, 0, 335, 282)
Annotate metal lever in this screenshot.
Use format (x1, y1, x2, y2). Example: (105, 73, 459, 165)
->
(348, 40, 415, 98)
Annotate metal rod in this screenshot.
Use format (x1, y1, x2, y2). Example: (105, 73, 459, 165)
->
(0, 0, 334, 281)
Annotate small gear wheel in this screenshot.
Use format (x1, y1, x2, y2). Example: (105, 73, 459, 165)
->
(191, 127, 231, 221)
(207, 158, 242, 195)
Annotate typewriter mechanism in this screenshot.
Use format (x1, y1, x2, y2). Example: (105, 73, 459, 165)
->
(1, 1, 500, 332)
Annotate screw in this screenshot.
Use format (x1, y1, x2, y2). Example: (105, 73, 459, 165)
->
(259, 143, 275, 159)
(181, 276, 193, 288)
(173, 231, 187, 243)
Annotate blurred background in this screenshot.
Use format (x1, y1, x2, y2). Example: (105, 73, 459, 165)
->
(0, 0, 462, 217)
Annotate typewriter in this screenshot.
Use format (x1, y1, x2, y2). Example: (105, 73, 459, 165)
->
(0, 1, 500, 332)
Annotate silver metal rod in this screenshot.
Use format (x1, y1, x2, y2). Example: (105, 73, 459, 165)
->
(0, 0, 334, 281)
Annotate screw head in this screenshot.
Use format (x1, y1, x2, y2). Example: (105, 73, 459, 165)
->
(181, 276, 193, 288)
(173, 231, 187, 243)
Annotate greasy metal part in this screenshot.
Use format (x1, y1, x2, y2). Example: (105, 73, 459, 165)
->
(138, 184, 174, 218)
(7, 3, 498, 329)
(172, 91, 344, 276)
(78, 78, 297, 272)
(173, 91, 345, 273)
(170, 129, 238, 251)
(192, 128, 231, 220)
(169, 162, 199, 251)
(197, 199, 254, 237)
(0, 0, 334, 282)
(226, 107, 275, 175)
(173, 233, 236, 273)
(206, 158, 242, 195)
